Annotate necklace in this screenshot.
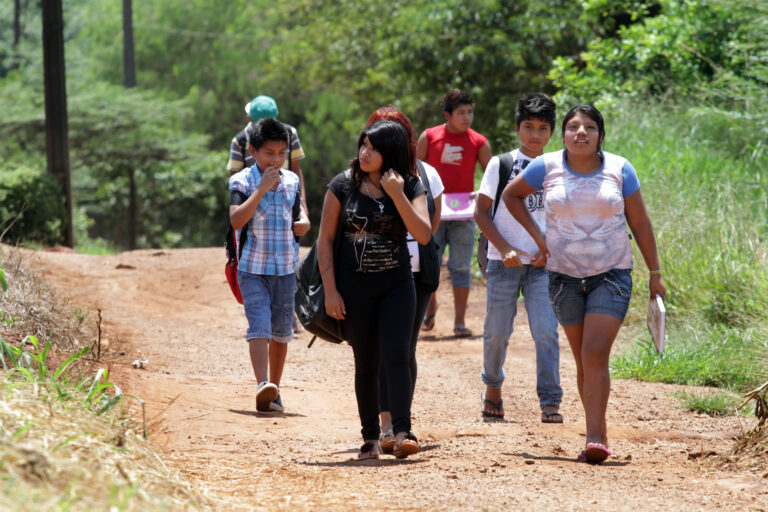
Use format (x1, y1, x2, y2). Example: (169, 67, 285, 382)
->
(363, 179, 385, 214)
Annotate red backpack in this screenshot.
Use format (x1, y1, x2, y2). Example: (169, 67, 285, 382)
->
(225, 224, 248, 304)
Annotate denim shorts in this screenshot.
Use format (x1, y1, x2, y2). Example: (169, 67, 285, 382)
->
(548, 268, 632, 326)
(237, 270, 295, 343)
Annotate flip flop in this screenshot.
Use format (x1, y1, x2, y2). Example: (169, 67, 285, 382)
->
(453, 325, 472, 337)
(393, 433, 420, 459)
(584, 442, 611, 463)
(358, 440, 380, 460)
(379, 430, 395, 454)
(481, 390, 504, 419)
(541, 405, 563, 423)
(421, 313, 436, 331)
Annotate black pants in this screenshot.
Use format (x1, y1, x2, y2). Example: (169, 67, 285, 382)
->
(337, 267, 416, 440)
(379, 273, 432, 416)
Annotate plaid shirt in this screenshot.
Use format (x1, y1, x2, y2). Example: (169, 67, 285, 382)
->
(229, 165, 300, 276)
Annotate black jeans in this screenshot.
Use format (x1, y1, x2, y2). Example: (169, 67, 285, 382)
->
(337, 267, 416, 440)
(379, 273, 432, 416)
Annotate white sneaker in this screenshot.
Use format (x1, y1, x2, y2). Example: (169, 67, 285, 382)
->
(256, 381, 278, 412)
(269, 392, 284, 413)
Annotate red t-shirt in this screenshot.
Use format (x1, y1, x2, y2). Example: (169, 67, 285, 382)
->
(424, 124, 488, 193)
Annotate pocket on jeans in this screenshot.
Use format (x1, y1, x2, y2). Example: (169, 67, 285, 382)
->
(604, 270, 632, 300)
(548, 277, 565, 307)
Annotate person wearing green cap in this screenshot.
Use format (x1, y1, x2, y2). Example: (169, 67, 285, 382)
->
(227, 96, 307, 211)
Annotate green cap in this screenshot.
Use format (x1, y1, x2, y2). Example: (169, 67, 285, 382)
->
(245, 96, 278, 121)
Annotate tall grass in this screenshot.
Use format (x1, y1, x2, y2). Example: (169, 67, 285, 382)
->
(606, 101, 768, 392)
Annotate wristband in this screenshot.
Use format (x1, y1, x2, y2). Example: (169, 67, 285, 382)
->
(649, 269, 662, 276)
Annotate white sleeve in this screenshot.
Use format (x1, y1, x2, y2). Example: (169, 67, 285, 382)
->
(477, 156, 500, 200)
(422, 162, 444, 198)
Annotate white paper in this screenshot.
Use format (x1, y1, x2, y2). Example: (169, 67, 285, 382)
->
(647, 294, 666, 353)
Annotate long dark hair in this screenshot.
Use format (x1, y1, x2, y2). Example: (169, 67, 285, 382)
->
(365, 106, 417, 174)
(350, 120, 412, 187)
(561, 104, 605, 152)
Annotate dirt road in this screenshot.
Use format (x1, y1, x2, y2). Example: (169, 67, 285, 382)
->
(28, 247, 768, 511)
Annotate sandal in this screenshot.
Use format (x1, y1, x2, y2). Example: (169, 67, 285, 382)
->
(481, 390, 504, 419)
(421, 313, 436, 331)
(541, 405, 563, 423)
(358, 440, 380, 460)
(584, 442, 611, 464)
(393, 433, 419, 459)
(379, 430, 395, 454)
(453, 325, 472, 338)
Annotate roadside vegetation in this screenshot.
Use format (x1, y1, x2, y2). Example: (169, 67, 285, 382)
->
(0, 248, 217, 510)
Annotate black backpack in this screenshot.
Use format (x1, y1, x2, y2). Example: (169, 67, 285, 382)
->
(295, 172, 351, 347)
(414, 161, 441, 292)
(476, 152, 516, 276)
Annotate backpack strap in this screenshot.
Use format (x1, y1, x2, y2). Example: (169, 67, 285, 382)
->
(491, 152, 516, 219)
(236, 129, 248, 161)
(285, 124, 293, 171)
(416, 160, 435, 223)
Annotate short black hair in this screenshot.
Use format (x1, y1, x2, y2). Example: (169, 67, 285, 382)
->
(442, 89, 473, 114)
(561, 105, 605, 151)
(515, 93, 556, 131)
(246, 117, 288, 151)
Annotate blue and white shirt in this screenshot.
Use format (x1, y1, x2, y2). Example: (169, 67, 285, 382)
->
(523, 150, 640, 278)
(229, 165, 301, 276)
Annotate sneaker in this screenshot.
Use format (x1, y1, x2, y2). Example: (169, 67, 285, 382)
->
(256, 381, 278, 412)
(269, 392, 284, 413)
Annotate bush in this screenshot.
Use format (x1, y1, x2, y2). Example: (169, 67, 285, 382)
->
(0, 166, 65, 245)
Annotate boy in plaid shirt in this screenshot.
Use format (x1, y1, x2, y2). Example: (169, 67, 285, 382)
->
(229, 118, 310, 412)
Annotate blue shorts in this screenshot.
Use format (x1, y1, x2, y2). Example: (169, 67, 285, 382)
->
(548, 269, 632, 326)
(237, 271, 295, 343)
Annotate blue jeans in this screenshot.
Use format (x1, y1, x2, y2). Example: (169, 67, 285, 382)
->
(481, 260, 562, 408)
(237, 271, 295, 343)
(434, 220, 475, 288)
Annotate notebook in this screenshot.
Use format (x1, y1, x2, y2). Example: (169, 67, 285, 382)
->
(441, 192, 475, 221)
(647, 294, 666, 353)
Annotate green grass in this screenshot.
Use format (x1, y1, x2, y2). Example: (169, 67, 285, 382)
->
(672, 390, 751, 417)
(606, 100, 768, 393)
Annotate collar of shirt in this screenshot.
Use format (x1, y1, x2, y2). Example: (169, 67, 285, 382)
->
(249, 164, 285, 193)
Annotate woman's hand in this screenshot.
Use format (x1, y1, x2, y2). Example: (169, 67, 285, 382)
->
(649, 274, 666, 301)
(325, 288, 346, 320)
(380, 169, 404, 197)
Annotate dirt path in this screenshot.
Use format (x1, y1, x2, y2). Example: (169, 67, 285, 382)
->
(27, 247, 768, 511)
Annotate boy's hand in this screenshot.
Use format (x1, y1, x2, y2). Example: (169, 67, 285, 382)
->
(501, 249, 522, 268)
(260, 166, 281, 191)
(530, 251, 547, 267)
(380, 169, 404, 196)
(292, 217, 310, 237)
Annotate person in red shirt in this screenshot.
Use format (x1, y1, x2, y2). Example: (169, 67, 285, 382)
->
(416, 89, 491, 337)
